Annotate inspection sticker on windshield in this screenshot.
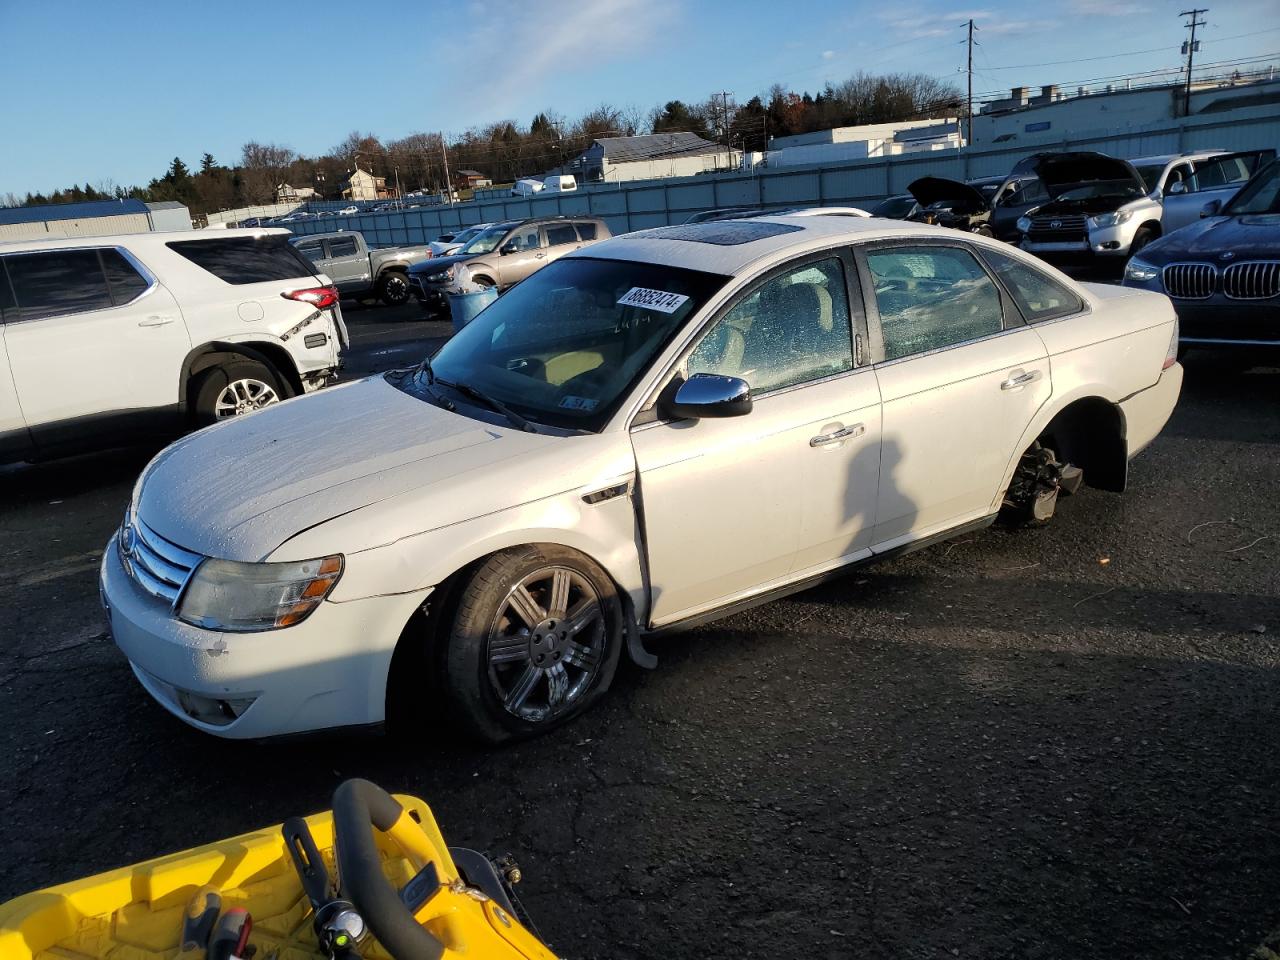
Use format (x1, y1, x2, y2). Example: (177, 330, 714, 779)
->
(559, 395, 598, 412)
(617, 287, 689, 313)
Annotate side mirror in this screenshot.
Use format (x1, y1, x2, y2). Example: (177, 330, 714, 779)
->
(1200, 199, 1222, 218)
(659, 373, 753, 421)
(1167, 180, 1188, 196)
(500, 241, 518, 255)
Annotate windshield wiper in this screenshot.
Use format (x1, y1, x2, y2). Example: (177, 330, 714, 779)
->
(437, 378, 538, 433)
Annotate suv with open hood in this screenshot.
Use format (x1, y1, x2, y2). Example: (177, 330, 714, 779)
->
(906, 177, 994, 235)
(1015, 152, 1160, 266)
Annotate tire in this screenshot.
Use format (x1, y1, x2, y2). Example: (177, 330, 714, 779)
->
(442, 545, 623, 744)
(471, 275, 496, 289)
(191, 359, 291, 427)
(1127, 227, 1156, 260)
(377, 271, 411, 306)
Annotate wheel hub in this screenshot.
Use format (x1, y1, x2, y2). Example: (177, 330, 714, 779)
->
(528, 617, 570, 666)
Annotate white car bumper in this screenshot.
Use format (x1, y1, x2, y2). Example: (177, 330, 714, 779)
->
(1121, 362, 1183, 459)
(100, 534, 430, 739)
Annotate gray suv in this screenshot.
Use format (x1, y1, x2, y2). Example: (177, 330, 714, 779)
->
(409, 217, 611, 311)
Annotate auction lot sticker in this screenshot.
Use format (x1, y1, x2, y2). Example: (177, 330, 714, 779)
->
(617, 287, 689, 313)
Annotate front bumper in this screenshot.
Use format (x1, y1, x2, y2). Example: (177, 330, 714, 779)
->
(1120, 363, 1183, 459)
(1119, 281, 1280, 345)
(101, 534, 431, 739)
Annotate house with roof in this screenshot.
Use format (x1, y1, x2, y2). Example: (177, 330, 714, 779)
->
(566, 132, 739, 183)
(452, 170, 492, 190)
(341, 168, 388, 201)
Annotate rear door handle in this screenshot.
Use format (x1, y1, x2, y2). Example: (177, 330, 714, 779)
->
(810, 423, 865, 447)
(137, 315, 175, 327)
(1000, 370, 1041, 390)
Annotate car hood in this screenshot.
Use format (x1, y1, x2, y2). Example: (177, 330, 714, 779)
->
(908, 177, 990, 214)
(408, 252, 477, 275)
(1140, 213, 1280, 261)
(136, 376, 558, 562)
(1033, 152, 1145, 199)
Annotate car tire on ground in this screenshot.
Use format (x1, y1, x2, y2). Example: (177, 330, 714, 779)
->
(1128, 227, 1156, 260)
(191, 359, 291, 426)
(377, 271, 411, 306)
(443, 544, 624, 744)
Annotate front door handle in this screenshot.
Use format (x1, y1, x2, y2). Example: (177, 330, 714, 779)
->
(810, 423, 865, 447)
(138, 315, 175, 327)
(535, 253, 546, 259)
(1000, 370, 1041, 390)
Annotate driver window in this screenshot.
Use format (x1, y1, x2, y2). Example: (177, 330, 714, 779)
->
(687, 257, 853, 395)
(507, 225, 543, 251)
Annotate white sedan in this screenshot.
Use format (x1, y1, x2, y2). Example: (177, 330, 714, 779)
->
(101, 216, 1183, 743)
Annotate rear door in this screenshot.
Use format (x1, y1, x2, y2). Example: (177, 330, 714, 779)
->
(542, 221, 582, 265)
(859, 241, 1051, 549)
(2, 246, 191, 450)
(322, 234, 371, 294)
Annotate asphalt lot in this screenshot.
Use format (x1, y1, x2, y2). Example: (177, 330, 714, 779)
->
(1, 299, 1277, 960)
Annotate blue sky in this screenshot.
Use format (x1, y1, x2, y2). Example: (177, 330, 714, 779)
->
(2, 0, 1278, 197)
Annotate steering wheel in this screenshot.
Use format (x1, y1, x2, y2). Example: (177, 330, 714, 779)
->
(332, 780, 445, 960)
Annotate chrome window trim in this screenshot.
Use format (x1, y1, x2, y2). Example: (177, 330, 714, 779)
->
(0, 243, 160, 322)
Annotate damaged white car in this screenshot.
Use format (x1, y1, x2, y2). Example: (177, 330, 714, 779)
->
(101, 216, 1183, 743)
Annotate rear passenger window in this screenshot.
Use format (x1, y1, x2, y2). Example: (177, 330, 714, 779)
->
(167, 236, 317, 284)
(866, 246, 1004, 361)
(294, 241, 325, 261)
(0, 262, 15, 321)
(328, 236, 358, 257)
(5, 250, 113, 321)
(983, 250, 1083, 322)
(545, 224, 577, 246)
(101, 249, 151, 305)
(575, 222, 598, 241)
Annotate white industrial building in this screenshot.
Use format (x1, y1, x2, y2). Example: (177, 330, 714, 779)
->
(766, 118, 962, 167)
(973, 73, 1280, 145)
(567, 133, 738, 183)
(0, 198, 192, 242)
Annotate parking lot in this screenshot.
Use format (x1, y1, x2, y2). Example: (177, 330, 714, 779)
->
(0, 298, 1276, 958)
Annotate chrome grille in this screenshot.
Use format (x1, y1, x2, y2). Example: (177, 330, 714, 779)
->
(120, 515, 204, 606)
(1161, 262, 1218, 300)
(1027, 214, 1088, 242)
(1223, 260, 1280, 300)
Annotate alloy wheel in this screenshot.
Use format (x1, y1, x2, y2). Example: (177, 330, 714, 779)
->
(485, 566, 606, 723)
(214, 378, 280, 419)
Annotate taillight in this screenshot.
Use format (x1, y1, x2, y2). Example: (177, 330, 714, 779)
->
(1163, 315, 1180, 369)
(283, 286, 339, 310)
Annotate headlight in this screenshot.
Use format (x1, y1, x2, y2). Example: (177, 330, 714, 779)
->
(1123, 257, 1161, 283)
(1089, 209, 1133, 229)
(1016, 216, 1032, 233)
(426, 267, 454, 282)
(178, 555, 344, 631)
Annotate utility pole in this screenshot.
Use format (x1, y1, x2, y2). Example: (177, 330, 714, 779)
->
(966, 18, 976, 147)
(1180, 8, 1207, 116)
(714, 90, 733, 152)
(439, 133, 453, 205)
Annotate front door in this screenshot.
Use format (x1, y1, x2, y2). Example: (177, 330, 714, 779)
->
(632, 252, 881, 627)
(494, 224, 547, 287)
(859, 242, 1050, 549)
(2, 247, 191, 450)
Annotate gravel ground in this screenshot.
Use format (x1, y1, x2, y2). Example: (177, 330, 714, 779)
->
(0, 307, 1276, 959)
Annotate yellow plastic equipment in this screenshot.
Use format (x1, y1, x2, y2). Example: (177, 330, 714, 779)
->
(0, 782, 557, 960)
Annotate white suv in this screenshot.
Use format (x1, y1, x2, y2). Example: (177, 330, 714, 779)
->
(0, 229, 347, 463)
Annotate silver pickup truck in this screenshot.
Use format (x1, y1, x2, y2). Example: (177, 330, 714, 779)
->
(290, 231, 432, 306)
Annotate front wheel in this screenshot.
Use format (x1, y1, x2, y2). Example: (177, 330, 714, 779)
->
(443, 545, 623, 743)
(377, 271, 411, 306)
(1127, 227, 1156, 260)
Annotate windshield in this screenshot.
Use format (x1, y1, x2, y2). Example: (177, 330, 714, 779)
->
(1224, 160, 1280, 215)
(400, 257, 728, 431)
(457, 224, 514, 255)
(1135, 165, 1165, 192)
(872, 196, 917, 218)
(449, 226, 483, 245)
(1054, 180, 1144, 202)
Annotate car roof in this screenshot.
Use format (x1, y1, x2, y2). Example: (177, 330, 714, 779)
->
(1129, 151, 1226, 166)
(572, 215, 959, 276)
(0, 228, 290, 252)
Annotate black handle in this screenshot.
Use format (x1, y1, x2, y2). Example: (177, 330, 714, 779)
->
(332, 780, 445, 960)
(283, 816, 335, 910)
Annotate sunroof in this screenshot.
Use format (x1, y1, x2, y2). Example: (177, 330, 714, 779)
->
(643, 222, 804, 246)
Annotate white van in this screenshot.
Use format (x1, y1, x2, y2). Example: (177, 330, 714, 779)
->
(542, 175, 577, 193)
(511, 179, 545, 197)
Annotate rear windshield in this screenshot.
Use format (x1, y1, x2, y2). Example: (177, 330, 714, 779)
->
(167, 236, 317, 284)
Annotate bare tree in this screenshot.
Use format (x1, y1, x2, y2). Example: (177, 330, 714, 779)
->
(239, 141, 297, 203)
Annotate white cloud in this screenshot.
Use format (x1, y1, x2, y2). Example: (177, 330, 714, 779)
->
(1066, 0, 1149, 15)
(822, 49, 835, 59)
(879, 7, 1048, 40)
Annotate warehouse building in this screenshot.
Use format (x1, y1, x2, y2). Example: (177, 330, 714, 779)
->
(0, 198, 192, 241)
(567, 132, 738, 183)
(766, 119, 962, 167)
